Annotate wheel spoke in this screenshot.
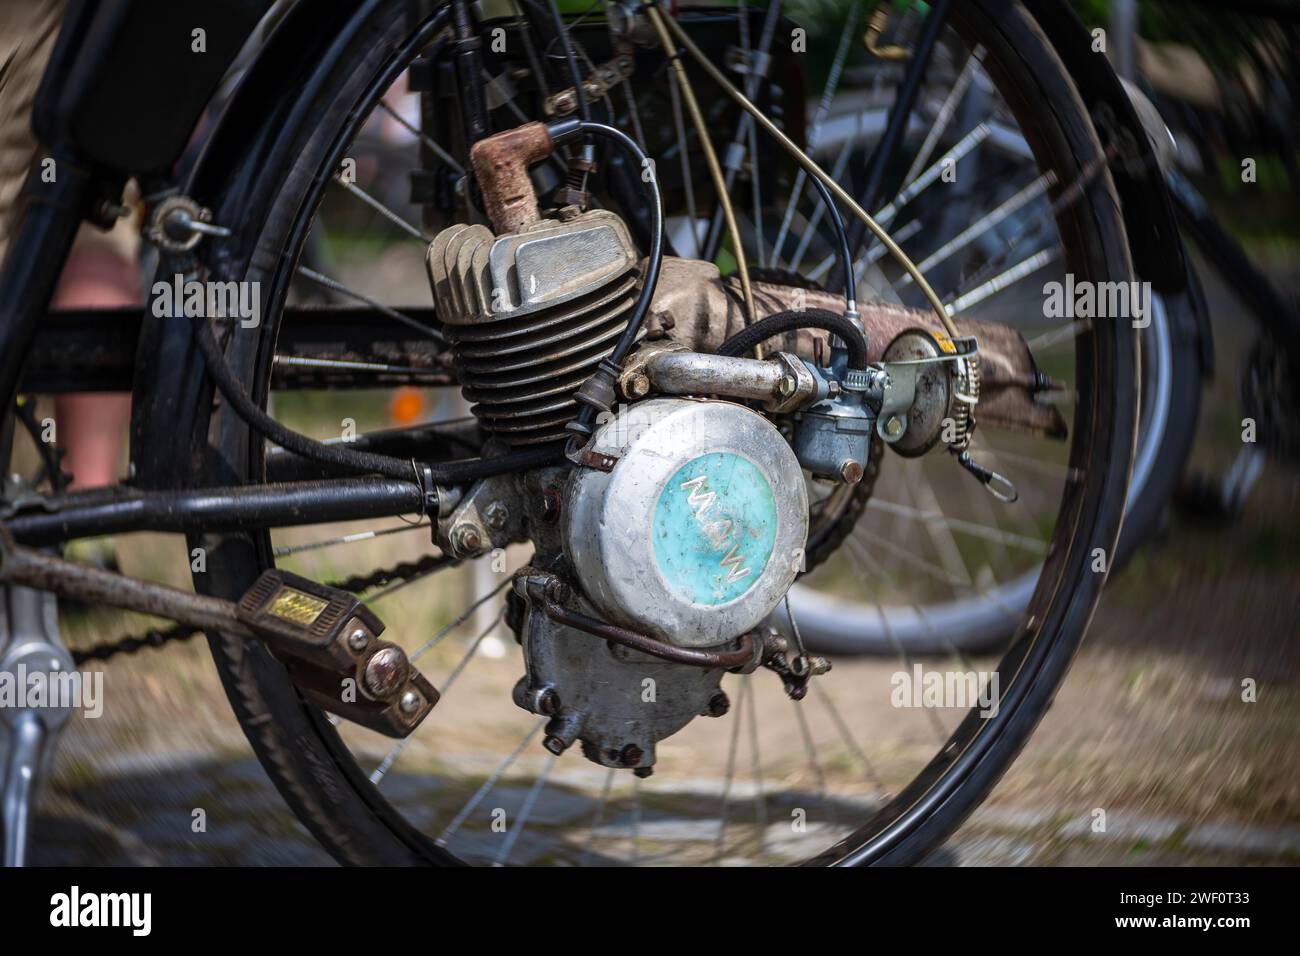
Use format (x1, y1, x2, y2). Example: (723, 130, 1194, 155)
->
(273, 521, 430, 557)
(789, 127, 860, 272)
(851, 526, 971, 591)
(877, 123, 993, 229)
(410, 577, 511, 664)
(901, 46, 984, 187)
(371, 605, 506, 785)
(376, 98, 464, 173)
(296, 267, 447, 343)
(742, 674, 767, 853)
(437, 718, 546, 846)
(791, 696, 828, 807)
(772, 0, 863, 263)
(712, 674, 746, 862)
(1026, 318, 1091, 353)
(943, 149, 1112, 306)
(630, 773, 642, 866)
(835, 535, 957, 743)
(272, 354, 433, 376)
(808, 124, 991, 281)
(666, 68, 703, 258)
(699, 0, 785, 260)
(332, 175, 431, 242)
(945, 247, 1059, 315)
(813, 684, 887, 795)
(865, 499, 1047, 553)
(580, 767, 616, 866)
(894, 174, 1056, 286)
(493, 750, 558, 866)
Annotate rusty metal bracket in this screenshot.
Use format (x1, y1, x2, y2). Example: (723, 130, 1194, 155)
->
(543, 54, 635, 117)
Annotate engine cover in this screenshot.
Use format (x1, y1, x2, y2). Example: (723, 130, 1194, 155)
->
(565, 399, 808, 648)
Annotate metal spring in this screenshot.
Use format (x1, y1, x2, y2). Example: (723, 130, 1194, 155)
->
(949, 355, 981, 452)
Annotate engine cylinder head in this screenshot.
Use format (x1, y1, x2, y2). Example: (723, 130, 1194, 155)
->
(426, 210, 640, 445)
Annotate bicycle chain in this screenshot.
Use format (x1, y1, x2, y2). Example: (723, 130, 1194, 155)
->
(70, 552, 456, 666)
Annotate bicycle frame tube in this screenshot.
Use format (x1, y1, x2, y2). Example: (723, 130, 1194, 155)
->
(839, 0, 953, 274)
(0, 149, 94, 413)
(5, 478, 428, 547)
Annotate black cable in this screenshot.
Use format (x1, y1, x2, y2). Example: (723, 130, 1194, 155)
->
(715, 308, 870, 370)
(809, 174, 856, 311)
(546, 0, 593, 128)
(548, 118, 665, 438)
(188, 314, 561, 485)
(450, 0, 491, 145)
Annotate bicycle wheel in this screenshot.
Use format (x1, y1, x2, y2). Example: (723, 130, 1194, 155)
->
(785, 13, 1201, 656)
(180, 0, 1136, 865)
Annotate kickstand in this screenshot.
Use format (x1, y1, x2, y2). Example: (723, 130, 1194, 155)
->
(1, 584, 74, 866)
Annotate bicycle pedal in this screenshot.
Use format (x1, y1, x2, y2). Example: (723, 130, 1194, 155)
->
(236, 570, 438, 738)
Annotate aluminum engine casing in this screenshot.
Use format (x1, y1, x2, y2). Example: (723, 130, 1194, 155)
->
(564, 398, 808, 648)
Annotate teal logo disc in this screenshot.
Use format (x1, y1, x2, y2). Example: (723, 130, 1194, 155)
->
(651, 452, 778, 606)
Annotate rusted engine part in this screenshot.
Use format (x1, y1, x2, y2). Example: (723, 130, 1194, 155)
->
(645, 258, 1066, 439)
(543, 54, 636, 118)
(511, 571, 760, 772)
(0, 530, 437, 739)
(431, 463, 569, 572)
(467, 121, 555, 235)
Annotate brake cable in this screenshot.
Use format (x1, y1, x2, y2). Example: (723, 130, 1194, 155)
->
(647, 2, 962, 342)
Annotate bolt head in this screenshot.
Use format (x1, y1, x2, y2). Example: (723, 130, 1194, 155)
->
(363, 647, 409, 699)
(543, 734, 569, 755)
(777, 374, 798, 398)
(346, 625, 370, 652)
(451, 524, 483, 554)
(399, 690, 422, 714)
(840, 459, 864, 484)
(626, 373, 651, 398)
(538, 689, 561, 715)
(483, 501, 509, 531)
(885, 415, 904, 438)
(619, 743, 645, 767)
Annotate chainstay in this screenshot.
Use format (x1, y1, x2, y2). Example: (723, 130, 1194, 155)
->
(70, 551, 458, 666)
